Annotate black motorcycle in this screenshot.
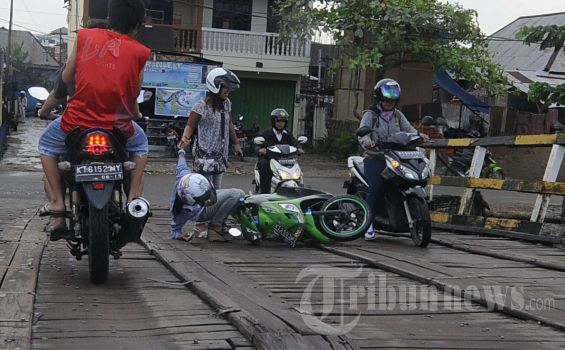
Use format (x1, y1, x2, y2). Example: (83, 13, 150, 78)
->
(162, 116, 185, 157)
(54, 127, 151, 283)
(344, 128, 432, 247)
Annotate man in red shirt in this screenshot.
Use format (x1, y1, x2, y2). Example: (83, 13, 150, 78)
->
(37, 0, 150, 234)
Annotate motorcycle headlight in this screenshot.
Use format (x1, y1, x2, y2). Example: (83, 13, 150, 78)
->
(399, 165, 418, 180)
(279, 169, 301, 180)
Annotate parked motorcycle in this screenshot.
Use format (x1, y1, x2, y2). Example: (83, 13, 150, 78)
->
(162, 116, 185, 158)
(448, 147, 504, 179)
(252, 135, 308, 194)
(227, 187, 371, 246)
(344, 128, 432, 247)
(50, 127, 151, 283)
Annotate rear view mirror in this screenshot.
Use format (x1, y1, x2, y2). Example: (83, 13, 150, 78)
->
(28, 87, 49, 101)
(254, 136, 266, 145)
(297, 136, 308, 144)
(355, 127, 372, 137)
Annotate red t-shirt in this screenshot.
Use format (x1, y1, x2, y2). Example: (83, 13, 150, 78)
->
(61, 28, 150, 137)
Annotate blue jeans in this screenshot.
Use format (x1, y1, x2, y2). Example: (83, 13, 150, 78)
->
(364, 158, 387, 221)
(38, 116, 148, 157)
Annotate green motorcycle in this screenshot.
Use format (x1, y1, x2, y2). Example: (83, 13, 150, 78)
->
(227, 187, 371, 246)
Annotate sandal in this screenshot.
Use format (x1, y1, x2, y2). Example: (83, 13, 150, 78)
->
(176, 231, 194, 242)
(38, 203, 67, 217)
(194, 222, 208, 239)
(45, 217, 70, 241)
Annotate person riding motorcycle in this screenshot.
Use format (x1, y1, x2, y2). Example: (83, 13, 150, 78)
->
(357, 79, 428, 241)
(256, 108, 304, 194)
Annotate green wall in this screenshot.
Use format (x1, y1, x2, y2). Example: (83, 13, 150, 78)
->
(230, 78, 296, 131)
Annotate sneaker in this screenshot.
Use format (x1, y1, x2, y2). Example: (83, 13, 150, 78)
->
(364, 230, 376, 241)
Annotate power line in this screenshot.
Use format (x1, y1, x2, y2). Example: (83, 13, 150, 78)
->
(0, 17, 50, 34)
(0, 7, 66, 16)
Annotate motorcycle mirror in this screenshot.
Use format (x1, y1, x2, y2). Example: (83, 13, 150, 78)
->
(254, 136, 266, 145)
(136, 90, 145, 104)
(297, 136, 308, 144)
(228, 228, 243, 237)
(28, 87, 49, 101)
(356, 127, 373, 137)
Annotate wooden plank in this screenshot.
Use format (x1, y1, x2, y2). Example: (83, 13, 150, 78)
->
(143, 226, 358, 349)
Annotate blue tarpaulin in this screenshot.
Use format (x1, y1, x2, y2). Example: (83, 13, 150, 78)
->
(435, 70, 490, 114)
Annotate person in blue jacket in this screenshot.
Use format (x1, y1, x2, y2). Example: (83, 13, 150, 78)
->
(170, 149, 244, 242)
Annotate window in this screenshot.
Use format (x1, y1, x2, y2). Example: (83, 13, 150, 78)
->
(212, 0, 252, 31)
(267, 0, 281, 33)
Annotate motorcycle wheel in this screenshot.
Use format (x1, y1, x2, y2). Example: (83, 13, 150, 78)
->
(88, 205, 110, 284)
(318, 195, 371, 241)
(406, 197, 432, 248)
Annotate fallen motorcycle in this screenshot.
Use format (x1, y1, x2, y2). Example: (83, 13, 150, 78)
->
(227, 187, 371, 246)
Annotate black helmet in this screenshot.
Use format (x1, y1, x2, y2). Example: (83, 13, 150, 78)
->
(270, 108, 289, 129)
(421, 115, 435, 126)
(206, 67, 240, 94)
(374, 78, 401, 109)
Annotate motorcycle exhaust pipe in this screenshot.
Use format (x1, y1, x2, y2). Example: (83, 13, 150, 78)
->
(118, 197, 152, 246)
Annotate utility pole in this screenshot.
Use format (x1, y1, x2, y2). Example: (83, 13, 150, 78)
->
(6, 0, 14, 75)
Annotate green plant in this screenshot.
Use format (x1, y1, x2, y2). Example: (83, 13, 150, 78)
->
(314, 132, 359, 159)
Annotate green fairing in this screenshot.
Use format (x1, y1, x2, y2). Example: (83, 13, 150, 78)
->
(303, 211, 331, 244)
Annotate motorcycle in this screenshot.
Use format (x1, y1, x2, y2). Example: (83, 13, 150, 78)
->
(234, 115, 246, 160)
(162, 115, 185, 158)
(344, 128, 432, 247)
(227, 187, 371, 246)
(252, 135, 308, 194)
(51, 127, 151, 284)
(448, 148, 504, 179)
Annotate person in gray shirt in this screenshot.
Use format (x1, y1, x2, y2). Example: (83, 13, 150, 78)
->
(358, 78, 428, 241)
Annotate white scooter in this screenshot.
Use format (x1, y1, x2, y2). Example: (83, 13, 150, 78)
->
(252, 136, 308, 194)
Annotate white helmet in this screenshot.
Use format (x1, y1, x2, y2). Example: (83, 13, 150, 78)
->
(177, 173, 217, 206)
(206, 67, 240, 94)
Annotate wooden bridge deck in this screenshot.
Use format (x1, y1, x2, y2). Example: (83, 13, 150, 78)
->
(2, 206, 565, 349)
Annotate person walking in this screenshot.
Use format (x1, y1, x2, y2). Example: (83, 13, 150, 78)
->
(18, 91, 27, 123)
(177, 67, 243, 190)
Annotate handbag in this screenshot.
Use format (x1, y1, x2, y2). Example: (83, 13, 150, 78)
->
(193, 112, 227, 175)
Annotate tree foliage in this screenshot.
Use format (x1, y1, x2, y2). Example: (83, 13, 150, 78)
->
(517, 25, 565, 108)
(278, 0, 507, 94)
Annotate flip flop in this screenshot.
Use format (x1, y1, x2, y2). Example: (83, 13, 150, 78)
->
(46, 218, 70, 241)
(38, 203, 67, 217)
(207, 225, 228, 242)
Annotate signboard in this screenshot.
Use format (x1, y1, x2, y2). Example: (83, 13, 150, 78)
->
(142, 61, 218, 117)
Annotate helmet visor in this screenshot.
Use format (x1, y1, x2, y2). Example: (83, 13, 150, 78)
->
(380, 84, 401, 102)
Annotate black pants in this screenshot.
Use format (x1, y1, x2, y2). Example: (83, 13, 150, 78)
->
(257, 157, 272, 193)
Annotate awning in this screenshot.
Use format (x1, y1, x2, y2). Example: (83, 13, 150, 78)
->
(435, 70, 490, 114)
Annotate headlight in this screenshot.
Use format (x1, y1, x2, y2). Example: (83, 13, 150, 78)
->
(280, 203, 301, 214)
(279, 169, 301, 180)
(399, 165, 418, 180)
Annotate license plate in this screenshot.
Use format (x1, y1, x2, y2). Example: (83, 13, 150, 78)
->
(396, 151, 423, 159)
(74, 163, 123, 182)
(166, 135, 177, 140)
